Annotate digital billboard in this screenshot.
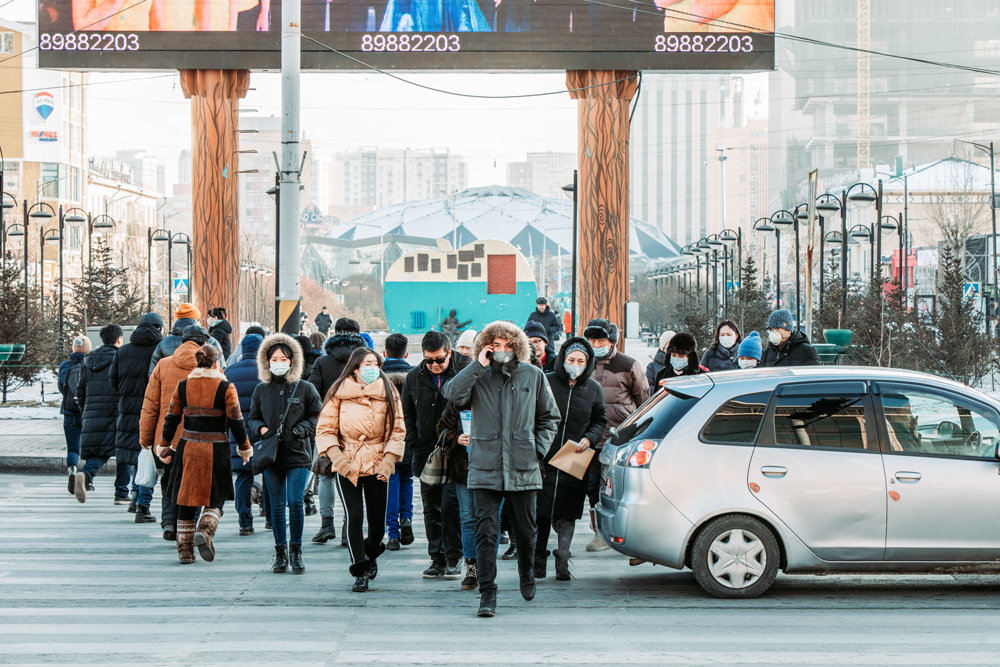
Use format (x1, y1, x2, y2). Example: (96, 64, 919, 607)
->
(37, 0, 774, 71)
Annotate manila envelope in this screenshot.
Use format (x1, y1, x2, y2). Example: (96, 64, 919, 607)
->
(548, 441, 596, 480)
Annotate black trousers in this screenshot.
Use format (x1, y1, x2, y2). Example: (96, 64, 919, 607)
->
(474, 488, 536, 594)
(337, 474, 388, 569)
(161, 462, 177, 529)
(420, 480, 462, 563)
(586, 454, 602, 509)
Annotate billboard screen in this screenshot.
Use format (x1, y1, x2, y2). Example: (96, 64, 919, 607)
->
(37, 0, 774, 71)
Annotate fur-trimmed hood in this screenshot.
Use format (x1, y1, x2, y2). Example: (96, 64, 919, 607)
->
(324, 333, 366, 358)
(257, 332, 305, 384)
(474, 320, 531, 364)
(188, 367, 227, 381)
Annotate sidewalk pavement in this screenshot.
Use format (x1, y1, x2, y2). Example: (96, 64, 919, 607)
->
(0, 420, 115, 474)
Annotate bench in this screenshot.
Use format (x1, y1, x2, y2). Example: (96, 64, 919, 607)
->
(0, 344, 26, 362)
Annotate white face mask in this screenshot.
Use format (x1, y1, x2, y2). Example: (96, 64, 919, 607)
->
(270, 361, 291, 377)
(719, 335, 736, 349)
(738, 359, 758, 369)
(768, 330, 783, 346)
(670, 356, 688, 371)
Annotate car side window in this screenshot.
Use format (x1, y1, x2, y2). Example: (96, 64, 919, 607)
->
(772, 382, 870, 450)
(877, 383, 1000, 459)
(701, 392, 772, 445)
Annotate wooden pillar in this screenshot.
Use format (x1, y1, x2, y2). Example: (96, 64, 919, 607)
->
(179, 69, 249, 331)
(566, 70, 638, 344)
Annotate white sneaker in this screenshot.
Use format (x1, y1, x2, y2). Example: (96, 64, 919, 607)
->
(74, 472, 87, 504)
(586, 532, 609, 552)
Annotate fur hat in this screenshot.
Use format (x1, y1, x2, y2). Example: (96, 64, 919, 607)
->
(474, 321, 531, 364)
(522, 320, 548, 343)
(667, 332, 697, 355)
(456, 329, 477, 350)
(583, 318, 618, 344)
(257, 332, 304, 384)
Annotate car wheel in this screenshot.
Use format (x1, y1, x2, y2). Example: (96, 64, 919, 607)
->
(690, 514, 780, 599)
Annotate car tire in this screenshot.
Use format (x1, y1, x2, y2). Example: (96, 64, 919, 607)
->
(690, 514, 780, 599)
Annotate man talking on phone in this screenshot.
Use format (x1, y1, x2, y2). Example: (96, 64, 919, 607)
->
(443, 320, 559, 618)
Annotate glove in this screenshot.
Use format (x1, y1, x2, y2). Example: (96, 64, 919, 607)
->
(376, 455, 396, 481)
(326, 446, 351, 478)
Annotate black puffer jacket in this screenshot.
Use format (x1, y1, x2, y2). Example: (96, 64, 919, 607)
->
(761, 330, 821, 367)
(209, 319, 233, 359)
(540, 338, 608, 521)
(401, 351, 470, 476)
(109, 322, 163, 467)
(77, 344, 120, 461)
(58, 352, 85, 416)
(701, 344, 738, 372)
(149, 318, 224, 375)
(527, 306, 562, 342)
(308, 333, 366, 401)
(248, 333, 323, 470)
(645, 349, 667, 388)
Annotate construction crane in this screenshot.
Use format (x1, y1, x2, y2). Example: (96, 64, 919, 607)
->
(857, 0, 870, 170)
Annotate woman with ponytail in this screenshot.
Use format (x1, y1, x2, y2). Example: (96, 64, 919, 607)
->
(159, 344, 250, 565)
(315, 346, 406, 592)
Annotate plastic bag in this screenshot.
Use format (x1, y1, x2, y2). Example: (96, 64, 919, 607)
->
(135, 447, 157, 488)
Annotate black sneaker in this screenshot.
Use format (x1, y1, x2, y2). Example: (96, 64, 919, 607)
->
(162, 526, 176, 541)
(423, 561, 446, 579)
(386, 537, 400, 551)
(499, 533, 509, 545)
(67, 467, 76, 495)
(444, 559, 462, 579)
(519, 568, 536, 601)
(400, 518, 414, 546)
(114, 496, 130, 506)
(240, 526, 254, 536)
(134, 506, 156, 523)
(477, 589, 497, 617)
(501, 544, 517, 560)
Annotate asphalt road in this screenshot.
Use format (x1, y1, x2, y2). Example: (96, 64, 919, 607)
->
(3, 473, 1000, 666)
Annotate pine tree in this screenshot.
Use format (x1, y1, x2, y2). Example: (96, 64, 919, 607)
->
(68, 238, 144, 331)
(933, 246, 997, 384)
(0, 252, 58, 402)
(729, 255, 771, 337)
(674, 284, 715, 351)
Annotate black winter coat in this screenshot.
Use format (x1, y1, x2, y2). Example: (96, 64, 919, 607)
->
(109, 322, 163, 466)
(645, 349, 667, 389)
(248, 377, 323, 470)
(401, 352, 470, 476)
(58, 352, 85, 416)
(149, 318, 224, 375)
(314, 311, 333, 332)
(527, 306, 562, 342)
(381, 357, 413, 465)
(209, 319, 233, 359)
(539, 337, 608, 522)
(761, 330, 821, 367)
(308, 333, 366, 401)
(701, 344, 738, 372)
(77, 344, 120, 461)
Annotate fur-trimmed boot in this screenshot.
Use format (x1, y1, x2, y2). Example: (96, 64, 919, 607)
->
(176, 520, 197, 564)
(365, 539, 387, 580)
(553, 519, 575, 581)
(194, 507, 221, 562)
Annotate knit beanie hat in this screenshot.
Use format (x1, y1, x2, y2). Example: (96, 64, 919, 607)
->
(181, 324, 210, 345)
(737, 332, 762, 361)
(767, 309, 794, 331)
(456, 329, 477, 349)
(564, 342, 589, 358)
(522, 320, 548, 343)
(174, 302, 201, 321)
(659, 330, 676, 350)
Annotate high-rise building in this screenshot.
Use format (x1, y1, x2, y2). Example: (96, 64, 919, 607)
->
(177, 150, 191, 185)
(505, 152, 577, 199)
(114, 149, 161, 192)
(329, 147, 468, 208)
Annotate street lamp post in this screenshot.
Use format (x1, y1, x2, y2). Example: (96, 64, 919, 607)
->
(24, 202, 55, 335)
(60, 208, 87, 356)
(42, 228, 60, 326)
(752, 218, 776, 307)
(562, 172, 579, 335)
(821, 230, 844, 316)
(770, 210, 795, 314)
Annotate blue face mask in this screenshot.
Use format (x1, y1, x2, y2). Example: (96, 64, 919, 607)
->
(592, 345, 610, 358)
(359, 367, 380, 385)
(670, 356, 689, 371)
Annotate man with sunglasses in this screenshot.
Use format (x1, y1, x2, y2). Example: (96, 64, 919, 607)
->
(401, 330, 469, 580)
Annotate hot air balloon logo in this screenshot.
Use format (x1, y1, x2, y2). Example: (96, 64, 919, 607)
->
(34, 92, 54, 121)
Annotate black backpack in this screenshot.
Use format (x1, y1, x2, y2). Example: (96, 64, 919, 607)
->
(65, 363, 81, 404)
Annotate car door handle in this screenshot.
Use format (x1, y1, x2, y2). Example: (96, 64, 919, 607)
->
(760, 466, 787, 478)
(895, 471, 922, 483)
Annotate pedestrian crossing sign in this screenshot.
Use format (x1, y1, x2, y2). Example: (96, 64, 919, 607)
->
(965, 282, 980, 300)
(173, 278, 188, 295)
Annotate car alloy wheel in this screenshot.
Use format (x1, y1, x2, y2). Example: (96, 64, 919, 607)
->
(708, 528, 766, 589)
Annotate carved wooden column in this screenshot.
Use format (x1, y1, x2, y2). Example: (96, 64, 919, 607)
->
(566, 70, 638, 344)
(179, 69, 249, 330)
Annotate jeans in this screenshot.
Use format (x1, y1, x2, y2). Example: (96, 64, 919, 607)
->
(318, 474, 336, 520)
(454, 483, 478, 560)
(234, 469, 255, 528)
(81, 456, 131, 499)
(62, 414, 81, 468)
(386, 462, 414, 540)
(127, 465, 154, 507)
(473, 488, 537, 594)
(336, 474, 388, 570)
(419, 480, 462, 563)
(264, 466, 310, 546)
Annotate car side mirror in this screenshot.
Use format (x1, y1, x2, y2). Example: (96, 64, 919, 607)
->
(609, 427, 618, 438)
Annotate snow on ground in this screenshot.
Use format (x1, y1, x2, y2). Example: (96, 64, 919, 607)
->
(0, 406, 61, 420)
(2, 369, 61, 404)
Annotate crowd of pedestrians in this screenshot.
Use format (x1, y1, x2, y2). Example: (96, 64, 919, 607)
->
(56, 298, 819, 617)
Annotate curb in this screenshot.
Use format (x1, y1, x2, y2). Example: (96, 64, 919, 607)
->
(0, 456, 118, 475)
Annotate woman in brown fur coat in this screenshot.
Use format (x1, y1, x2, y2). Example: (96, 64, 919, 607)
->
(159, 344, 251, 565)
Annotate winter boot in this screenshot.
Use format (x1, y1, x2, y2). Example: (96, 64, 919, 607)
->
(461, 559, 478, 590)
(135, 505, 156, 524)
(67, 465, 76, 495)
(365, 540, 386, 580)
(518, 565, 536, 602)
(586, 509, 609, 552)
(272, 545, 288, 573)
(176, 519, 196, 564)
(289, 543, 305, 574)
(350, 561, 370, 592)
(163, 525, 176, 541)
(127, 490, 138, 514)
(400, 518, 414, 545)
(193, 507, 221, 562)
(553, 519, 575, 581)
(303, 489, 318, 516)
(74, 471, 87, 504)
(312, 516, 336, 543)
(533, 548, 549, 580)
(478, 589, 497, 617)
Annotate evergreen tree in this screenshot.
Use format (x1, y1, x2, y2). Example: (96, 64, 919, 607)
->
(674, 284, 715, 351)
(932, 246, 997, 384)
(729, 255, 771, 338)
(68, 238, 144, 331)
(0, 253, 58, 402)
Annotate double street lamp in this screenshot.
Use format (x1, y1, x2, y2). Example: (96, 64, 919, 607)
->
(151, 229, 191, 321)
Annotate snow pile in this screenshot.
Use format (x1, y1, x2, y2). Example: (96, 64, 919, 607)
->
(0, 406, 61, 420)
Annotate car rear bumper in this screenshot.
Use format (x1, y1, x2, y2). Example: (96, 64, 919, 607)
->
(595, 467, 694, 570)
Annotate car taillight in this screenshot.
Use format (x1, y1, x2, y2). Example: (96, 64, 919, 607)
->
(626, 440, 659, 468)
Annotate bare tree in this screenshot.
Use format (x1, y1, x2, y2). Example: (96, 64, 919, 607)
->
(921, 157, 989, 260)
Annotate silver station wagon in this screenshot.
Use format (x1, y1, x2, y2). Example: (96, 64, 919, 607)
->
(596, 367, 1000, 598)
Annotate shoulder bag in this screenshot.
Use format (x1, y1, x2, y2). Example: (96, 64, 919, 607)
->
(418, 430, 452, 486)
(252, 381, 300, 476)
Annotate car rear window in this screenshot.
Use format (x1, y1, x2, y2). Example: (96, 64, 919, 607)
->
(609, 390, 698, 446)
(701, 392, 772, 444)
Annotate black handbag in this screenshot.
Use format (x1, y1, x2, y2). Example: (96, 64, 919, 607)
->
(252, 381, 299, 475)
